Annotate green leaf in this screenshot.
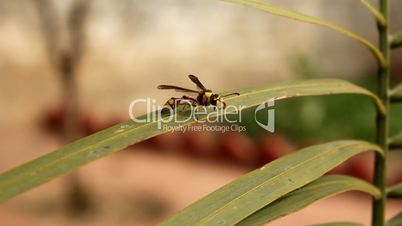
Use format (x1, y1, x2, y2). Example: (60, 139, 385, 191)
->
(161, 141, 382, 226)
(391, 30, 402, 49)
(309, 222, 363, 226)
(222, 0, 386, 68)
(227, 79, 385, 115)
(389, 132, 402, 150)
(388, 212, 402, 226)
(360, 0, 386, 27)
(0, 79, 384, 203)
(387, 183, 402, 198)
(237, 175, 380, 226)
(390, 83, 402, 103)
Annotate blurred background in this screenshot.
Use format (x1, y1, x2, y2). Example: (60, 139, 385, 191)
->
(1, 0, 402, 225)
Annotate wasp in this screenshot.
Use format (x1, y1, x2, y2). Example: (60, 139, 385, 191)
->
(158, 75, 240, 111)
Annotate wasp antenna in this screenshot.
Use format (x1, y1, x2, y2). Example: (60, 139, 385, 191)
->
(222, 92, 240, 98)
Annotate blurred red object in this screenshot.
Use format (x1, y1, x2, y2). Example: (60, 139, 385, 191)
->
(326, 161, 351, 175)
(258, 133, 296, 164)
(387, 154, 402, 185)
(145, 132, 183, 152)
(182, 130, 217, 157)
(41, 106, 66, 133)
(219, 132, 257, 166)
(41, 106, 126, 137)
(85, 116, 127, 135)
(348, 152, 374, 182)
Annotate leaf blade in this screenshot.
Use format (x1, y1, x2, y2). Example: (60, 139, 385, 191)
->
(391, 30, 402, 49)
(161, 141, 382, 226)
(237, 175, 380, 226)
(0, 79, 384, 202)
(387, 183, 402, 198)
(388, 212, 402, 226)
(223, 0, 386, 67)
(360, 0, 386, 27)
(389, 132, 402, 150)
(390, 83, 402, 103)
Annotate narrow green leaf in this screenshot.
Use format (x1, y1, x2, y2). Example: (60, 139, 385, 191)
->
(237, 175, 380, 226)
(390, 30, 402, 49)
(390, 83, 402, 103)
(389, 133, 402, 150)
(309, 222, 363, 226)
(387, 183, 402, 198)
(0, 79, 384, 203)
(223, 0, 386, 68)
(161, 141, 382, 226)
(388, 212, 402, 226)
(360, 0, 386, 27)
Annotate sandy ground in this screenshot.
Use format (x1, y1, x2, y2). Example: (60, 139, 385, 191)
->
(0, 126, 401, 226)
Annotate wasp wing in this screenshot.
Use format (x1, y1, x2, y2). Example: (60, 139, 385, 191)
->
(157, 85, 200, 94)
(188, 74, 210, 91)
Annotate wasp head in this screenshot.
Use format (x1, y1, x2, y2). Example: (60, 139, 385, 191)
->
(210, 94, 226, 108)
(210, 94, 219, 105)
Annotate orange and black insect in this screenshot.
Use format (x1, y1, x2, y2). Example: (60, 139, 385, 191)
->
(158, 75, 240, 110)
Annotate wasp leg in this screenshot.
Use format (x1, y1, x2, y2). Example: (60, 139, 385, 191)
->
(181, 95, 202, 120)
(163, 96, 198, 113)
(195, 109, 199, 120)
(161, 97, 181, 113)
(181, 95, 198, 110)
(215, 101, 226, 110)
(181, 95, 198, 104)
